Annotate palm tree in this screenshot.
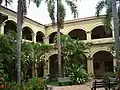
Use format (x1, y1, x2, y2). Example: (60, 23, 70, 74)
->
(34, 0, 78, 77)
(16, 0, 27, 84)
(96, 0, 120, 61)
(17, 0, 38, 84)
(112, 0, 120, 61)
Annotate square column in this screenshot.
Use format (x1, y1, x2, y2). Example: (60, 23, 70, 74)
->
(87, 58, 94, 75)
(0, 22, 5, 34)
(87, 31, 91, 42)
(43, 37, 49, 44)
(32, 33, 36, 43)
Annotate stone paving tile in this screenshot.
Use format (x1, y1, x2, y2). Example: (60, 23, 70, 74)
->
(50, 81, 106, 90)
(52, 85, 105, 90)
(52, 85, 90, 90)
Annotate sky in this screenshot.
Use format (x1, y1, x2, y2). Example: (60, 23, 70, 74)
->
(5, 0, 105, 24)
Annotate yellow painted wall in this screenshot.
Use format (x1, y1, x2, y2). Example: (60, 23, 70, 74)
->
(0, 6, 115, 76)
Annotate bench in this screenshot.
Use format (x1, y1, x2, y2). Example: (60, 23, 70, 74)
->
(91, 80, 105, 90)
(58, 77, 72, 86)
(91, 78, 118, 90)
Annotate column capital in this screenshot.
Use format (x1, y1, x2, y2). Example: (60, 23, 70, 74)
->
(31, 33, 36, 36)
(87, 31, 91, 33)
(87, 56, 93, 60)
(43, 37, 50, 39)
(0, 22, 6, 26)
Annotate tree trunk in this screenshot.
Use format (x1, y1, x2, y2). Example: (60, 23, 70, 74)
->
(32, 64, 35, 77)
(57, 0, 62, 77)
(16, 0, 22, 84)
(57, 25, 62, 77)
(112, 0, 120, 61)
(32, 63, 37, 77)
(35, 63, 38, 77)
(32, 51, 37, 77)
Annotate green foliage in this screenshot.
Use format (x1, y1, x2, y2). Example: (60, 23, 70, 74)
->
(60, 35, 89, 66)
(0, 60, 4, 78)
(0, 31, 16, 81)
(57, 35, 89, 84)
(0, 30, 54, 82)
(114, 65, 120, 78)
(25, 77, 46, 90)
(103, 72, 116, 82)
(66, 64, 88, 84)
(7, 78, 46, 90)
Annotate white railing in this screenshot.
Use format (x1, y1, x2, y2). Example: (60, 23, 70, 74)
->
(91, 38, 114, 44)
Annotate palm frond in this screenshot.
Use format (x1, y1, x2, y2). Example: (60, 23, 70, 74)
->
(65, 0, 78, 18)
(96, 0, 105, 16)
(34, 0, 43, 7)
(103, 0, 112, 34)
(22, 0, 27, 15)
(103, 12, 112, 34)
(106, 0, 112, 13)
(4, 0, 13, 7)
(57, 0, 66, 28)
(47, 0, 55, 26)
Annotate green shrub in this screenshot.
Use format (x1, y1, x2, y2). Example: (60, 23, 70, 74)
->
(6, 77, 46, 90)
(66, 64, 88, 84)
(103, 72, 116, 83)
(25, 77, 46, 90)
(6, 82, 24, 90)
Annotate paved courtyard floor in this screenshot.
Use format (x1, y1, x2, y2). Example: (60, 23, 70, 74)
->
(49, 80, 106, 90)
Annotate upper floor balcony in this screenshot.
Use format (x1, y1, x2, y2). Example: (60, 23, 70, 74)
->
(0, 16, 116, 45)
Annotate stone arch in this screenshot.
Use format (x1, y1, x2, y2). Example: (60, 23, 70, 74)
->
(91, 25, 112, 39)
(22, 24, 35, 33)
(66, 26, 87, 34)
(89, 23, 104, 31)
(49, 54, 64, 77)
(4, 18, 17, 23)
(48, 32, 63, 43)
(4, 20, 17, 34)
(93, 51, 113, 77)
(91, 47, 111, 57)
(36, 31, 45, 42)
(68, 29, 87, 40)
(22, 26, 33, 41)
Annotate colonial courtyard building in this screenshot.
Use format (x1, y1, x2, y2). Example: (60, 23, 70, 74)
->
(0, 6, 117, 78)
